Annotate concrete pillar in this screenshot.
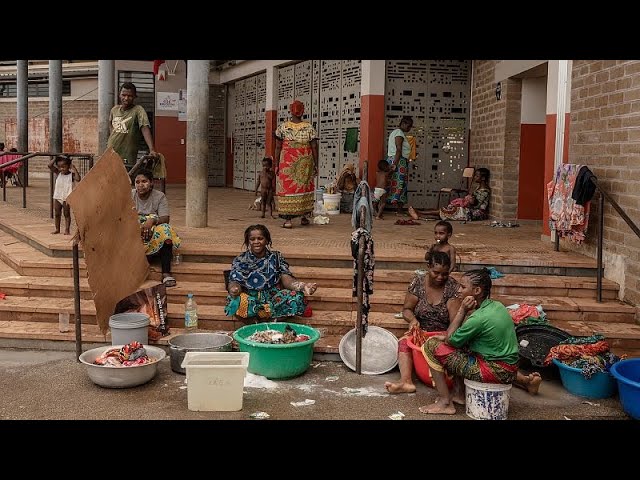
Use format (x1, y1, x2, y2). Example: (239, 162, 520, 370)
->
(98, 60, 115, 155)
(543, 60, 572, 237)
(17, 60, 28, 185)
(360, 60, 386, 186)
(49, 60, 63, 154)
(265, 66, 279, 159)
(186, 60, 210, 228)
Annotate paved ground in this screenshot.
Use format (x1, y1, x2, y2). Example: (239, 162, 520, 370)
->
(0, 347, 628, 421)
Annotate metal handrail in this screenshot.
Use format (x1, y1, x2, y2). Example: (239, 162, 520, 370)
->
(554, 174, 640, 302)
(0, 151, 93, 210)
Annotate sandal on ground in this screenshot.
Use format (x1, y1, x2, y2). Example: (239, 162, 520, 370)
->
(282, 220, 293, 229)
(301, 217, 310, 226)
(162, 276, 177, 287)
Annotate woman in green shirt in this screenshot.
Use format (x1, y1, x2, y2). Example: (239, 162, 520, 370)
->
(420, 268, 520, 415)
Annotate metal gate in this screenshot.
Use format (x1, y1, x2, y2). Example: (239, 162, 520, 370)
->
(385, 60, 471, 209)
(208, 85, 226, 186)
(232, 73, 266, 190)
(277, 60, 361, 188)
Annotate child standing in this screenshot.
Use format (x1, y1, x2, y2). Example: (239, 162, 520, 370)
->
(425, 220, 457, 272)
(374, 160, 391, 219)
(48, 156, 80, 235)
(254, 156, 277, 219)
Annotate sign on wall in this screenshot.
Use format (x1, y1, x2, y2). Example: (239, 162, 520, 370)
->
(156, 91, 179, 111)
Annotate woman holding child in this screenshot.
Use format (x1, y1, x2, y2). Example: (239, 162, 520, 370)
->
(225, 224, 318, 321)
(274, 100, 318, 229)
(439, 167, 491, 221)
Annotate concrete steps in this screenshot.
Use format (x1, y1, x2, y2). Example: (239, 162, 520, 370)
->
(0, 215, 638, 356)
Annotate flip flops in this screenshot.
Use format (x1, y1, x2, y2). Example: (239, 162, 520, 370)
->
(162, 276, 177, 287)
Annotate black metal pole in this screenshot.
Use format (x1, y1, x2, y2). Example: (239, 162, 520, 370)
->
(596, 193, 604, 303)
(22, 171, 26, 208)
(73, 241, 83, 360)
(49, 170, 54, 218)
(554, 229, 560, 251)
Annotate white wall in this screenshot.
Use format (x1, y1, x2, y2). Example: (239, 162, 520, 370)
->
(495, 60, 547, 82)
(155, 60, 188, 118)
(219, 60, 294, 84)
(70, 78, 98, 100)
(521, 77, 547, 124)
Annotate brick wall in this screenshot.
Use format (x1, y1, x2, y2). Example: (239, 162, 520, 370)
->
(1, 99, 98, 174)
(569, 60, 640, 305)
(469, 61, 522, 219)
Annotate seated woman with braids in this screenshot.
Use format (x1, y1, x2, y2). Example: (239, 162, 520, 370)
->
(420, 268, 522, 415)
(224, 224, 317, 321)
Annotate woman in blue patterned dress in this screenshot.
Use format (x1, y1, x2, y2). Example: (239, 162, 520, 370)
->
(224, 224, 318, 321)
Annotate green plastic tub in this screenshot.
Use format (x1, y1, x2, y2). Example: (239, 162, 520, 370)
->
(233, 322, 320, 379)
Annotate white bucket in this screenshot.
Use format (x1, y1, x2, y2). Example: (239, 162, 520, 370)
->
(464, 378, 512, 420)
(181, 352, 250, 411)
(323, 193, 342, 215)
(108, 312, 149, 346)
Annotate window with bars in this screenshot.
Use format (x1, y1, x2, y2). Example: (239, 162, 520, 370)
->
(117, 71, 155, 161)
(0, 80, 71, 97)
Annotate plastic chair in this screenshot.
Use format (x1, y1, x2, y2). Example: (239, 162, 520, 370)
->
(437, 167, 475, 208)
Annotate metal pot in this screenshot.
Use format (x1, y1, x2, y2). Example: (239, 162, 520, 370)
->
(168, 333, 233, 374)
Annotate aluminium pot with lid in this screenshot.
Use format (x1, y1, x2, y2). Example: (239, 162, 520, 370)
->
(168, 332, 233, 374)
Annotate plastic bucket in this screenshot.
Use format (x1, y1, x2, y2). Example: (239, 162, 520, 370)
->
(323, 193, 342, 215)
(464, 379, 512, 420)
(181, 352, 249, 411)
(553, 358, 617, 399)
(406, 334, 453, 389)
(233, 322, 320, 379)
(609, 358, 640, 419)
(108, 313, 149, 346)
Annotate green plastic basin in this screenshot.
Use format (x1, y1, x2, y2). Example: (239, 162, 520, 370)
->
(233, 322, 320, 379)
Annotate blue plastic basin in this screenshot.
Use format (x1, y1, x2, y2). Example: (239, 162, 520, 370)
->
(610, 358, 640, 420)
(553, 358, 617, 399)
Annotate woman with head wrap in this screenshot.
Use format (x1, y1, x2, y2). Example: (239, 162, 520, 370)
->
(274, 100, 319, 229)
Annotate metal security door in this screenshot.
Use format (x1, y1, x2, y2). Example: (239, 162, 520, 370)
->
(208, 85, 226, 187)
(385, 60, 471, 209)
(232, 72, 266, 190)
(277, 60, 361, 187)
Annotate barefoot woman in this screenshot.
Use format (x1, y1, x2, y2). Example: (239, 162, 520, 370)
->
(384, 251, 461, 394)
(274, 100, 318, 229)
(420, 268, 520, 415)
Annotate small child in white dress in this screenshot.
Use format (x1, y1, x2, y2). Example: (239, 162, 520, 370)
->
(48, 156, 81, 235)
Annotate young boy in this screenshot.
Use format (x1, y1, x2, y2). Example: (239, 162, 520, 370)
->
(374, 160, 391, 219)
(425, 220, 457, 272)
(255, 156, 277, 219)
(48, 156, 81, 235)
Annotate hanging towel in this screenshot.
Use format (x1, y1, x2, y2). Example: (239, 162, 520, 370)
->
(571, 166, 597, 206)
(344, 127, 359, 153)
(351, 181, 374, 232)
(351, 227, 374, 337)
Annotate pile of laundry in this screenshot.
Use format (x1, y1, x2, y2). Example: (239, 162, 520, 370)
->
(248, 325, 310, 344)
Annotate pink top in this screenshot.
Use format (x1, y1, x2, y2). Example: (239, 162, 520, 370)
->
(0, 154, 21, 174)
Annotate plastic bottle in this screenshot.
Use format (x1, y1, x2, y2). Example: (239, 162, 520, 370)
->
(184, 293, 198, 331)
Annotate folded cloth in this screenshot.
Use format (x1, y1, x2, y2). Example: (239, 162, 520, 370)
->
(374, 188, 386, 201)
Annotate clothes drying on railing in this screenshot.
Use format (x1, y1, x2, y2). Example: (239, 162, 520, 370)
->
(351, 227, 374, 337)
(351, 180, 375, 337)
(351, 181, 374, 232)
(571, 166, 597, 206)
(547, 163, 591, 244)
